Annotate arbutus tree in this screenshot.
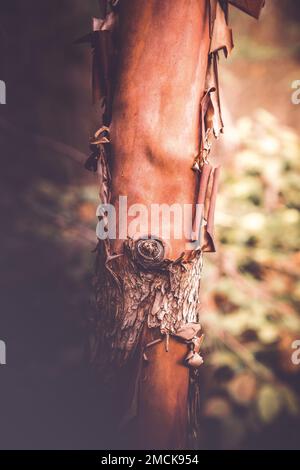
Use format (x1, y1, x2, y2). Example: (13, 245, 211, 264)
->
(82, 0, 265, 450)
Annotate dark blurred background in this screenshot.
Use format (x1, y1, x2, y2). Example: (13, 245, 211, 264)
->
(0, 0, 299, 450)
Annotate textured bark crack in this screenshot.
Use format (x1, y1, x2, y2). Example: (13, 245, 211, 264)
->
(90, 238, 203, 375)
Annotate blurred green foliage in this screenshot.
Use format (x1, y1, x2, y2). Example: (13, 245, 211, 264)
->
(200, 109, 300, 449)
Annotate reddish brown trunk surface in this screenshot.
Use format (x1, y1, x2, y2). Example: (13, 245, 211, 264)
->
(110, 0, 210, 259)
(91, 0, 212, 450)
(102, 1, 210, 449)
(136, 335, 190, 450)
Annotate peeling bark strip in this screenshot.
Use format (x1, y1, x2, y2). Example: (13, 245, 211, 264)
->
(228, 0, 265, 19)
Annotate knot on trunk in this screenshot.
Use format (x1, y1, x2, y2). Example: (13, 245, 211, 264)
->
(135, 238, 165, 270)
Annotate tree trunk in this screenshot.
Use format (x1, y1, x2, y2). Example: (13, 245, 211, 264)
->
(84, 0, 264, 450)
